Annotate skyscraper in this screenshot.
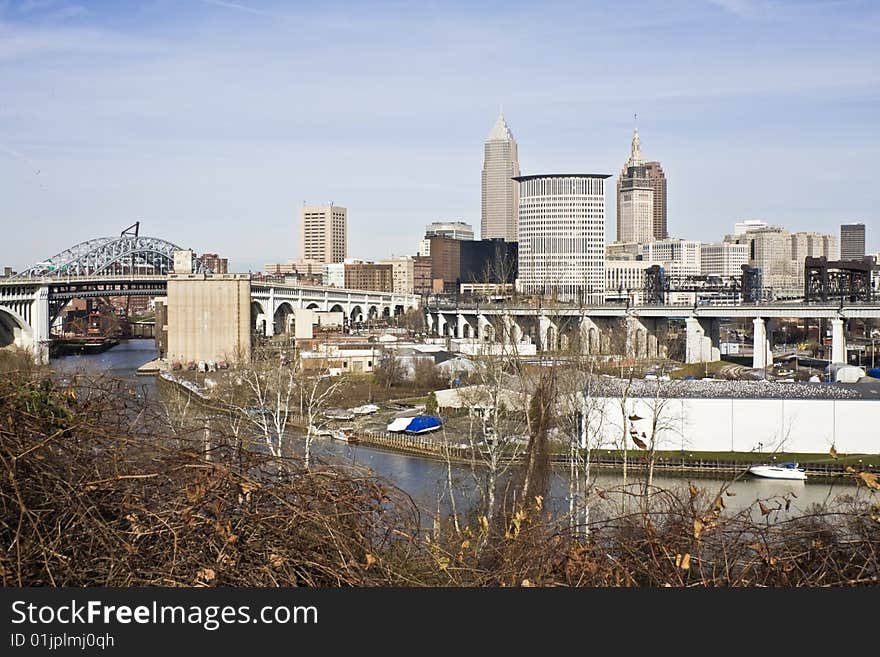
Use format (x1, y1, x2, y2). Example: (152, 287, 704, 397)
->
(616, 128, 657, 243)
(644, 161, 667, 239)
(515, 174, 608, 303)
(300, 203, 347, 264)
(840, 223, 866, 260)
(481, 114, 520, 242)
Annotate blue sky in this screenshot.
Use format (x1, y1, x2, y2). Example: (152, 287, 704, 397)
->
(1, 0, 878, 272)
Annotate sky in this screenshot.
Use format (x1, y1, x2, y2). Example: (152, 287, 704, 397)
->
(1, 0, 878, 272)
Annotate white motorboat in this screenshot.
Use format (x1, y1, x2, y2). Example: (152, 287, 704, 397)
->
(331, 427, 357, 443)
(308, 424, 334, 437)
(324, 409, 355, 421)
(748, 462, 807, 481)
(350, 404, 380, 415)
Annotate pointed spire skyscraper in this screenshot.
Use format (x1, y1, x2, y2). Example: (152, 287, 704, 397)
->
(628, 127, 643, 166)
(481, 114, 520, 242)
(616, 125, 667, 242)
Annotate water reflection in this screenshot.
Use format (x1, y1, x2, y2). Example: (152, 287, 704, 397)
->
(310, 436, 870, 522)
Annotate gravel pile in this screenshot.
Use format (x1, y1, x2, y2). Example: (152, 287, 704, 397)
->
(596, 377, 870, 400)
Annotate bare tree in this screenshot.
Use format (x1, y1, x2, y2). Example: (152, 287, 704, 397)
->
(517, 370, 554, 517)
(298, 359, 346, 470)
(639, 380, 683, 488)
(373, 348, 405, 389)
(617, 375, 635, 497)
(219, 346, 345, 469)
(413, 357, 443, 389)
(400, 307, 426, 334)
(558, 349, 609, 536)
(455, 319, 530, 535)
(237, 349, 297, 458)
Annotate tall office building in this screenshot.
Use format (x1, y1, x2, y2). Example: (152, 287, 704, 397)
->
(300, 203, 347, 264)
(616, 129, 653, 243)
(644, 161, 667, 239)
(481, 114, 520, 242)
(617, 128, 666, 242)
(840, 223, 866, 260)
(515, 174, 608, 303)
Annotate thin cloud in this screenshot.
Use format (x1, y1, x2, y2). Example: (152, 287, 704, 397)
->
(706, 0, 761, 18)
(19, 0, 56, 13)
(0, 20, 163, 59)
(196, 0, 289, 19)
(45, 5, 89, 22)
(0, 143, 38, 170)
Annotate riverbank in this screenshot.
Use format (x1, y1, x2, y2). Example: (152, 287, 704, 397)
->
(154, 372, 878, 481)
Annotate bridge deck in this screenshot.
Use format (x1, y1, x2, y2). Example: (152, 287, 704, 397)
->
(427, 303, 880, 319)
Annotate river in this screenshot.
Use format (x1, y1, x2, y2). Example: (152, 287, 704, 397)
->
(52, 340, 875, 521)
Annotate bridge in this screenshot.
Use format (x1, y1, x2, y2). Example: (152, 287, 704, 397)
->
(1, 229, 419, 361)
(425, 301, 880, 369)
(4, 228, 875, 367)
(249, 280, 419, 337)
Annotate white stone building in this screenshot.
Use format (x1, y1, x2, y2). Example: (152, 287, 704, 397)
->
(641, 239, 702, 277)
(701, 242, 749, 278)
(604, 259, 663, 304)
(322, 262, 345, 287)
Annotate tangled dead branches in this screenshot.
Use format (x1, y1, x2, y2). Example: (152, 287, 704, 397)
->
(1, 364, 877, 587)
(0, 368, 425, 586)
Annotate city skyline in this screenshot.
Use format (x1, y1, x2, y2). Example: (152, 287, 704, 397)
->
(1, 0, 878, 272)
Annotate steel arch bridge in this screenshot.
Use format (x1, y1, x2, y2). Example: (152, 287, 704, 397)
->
(19, 234, 211, 278)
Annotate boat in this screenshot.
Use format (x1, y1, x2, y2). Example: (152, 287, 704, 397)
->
(308, 424, 334, 437)
(386, 417, 413, 432)
(324, 409, 355, 421)
(350, 404, 380, 415)
(748, 462, 807, 481)
(332, 427, 357, 443)
(386, 415, 443, 435)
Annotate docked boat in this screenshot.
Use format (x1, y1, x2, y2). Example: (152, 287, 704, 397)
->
(351, 404, 380, 415)
(324, 409, 355, 421)
(308, 424, 334, 437)
(331, 427, 357, 443)
(748, 462, 807, 481)
(386, 415, 443, 434)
